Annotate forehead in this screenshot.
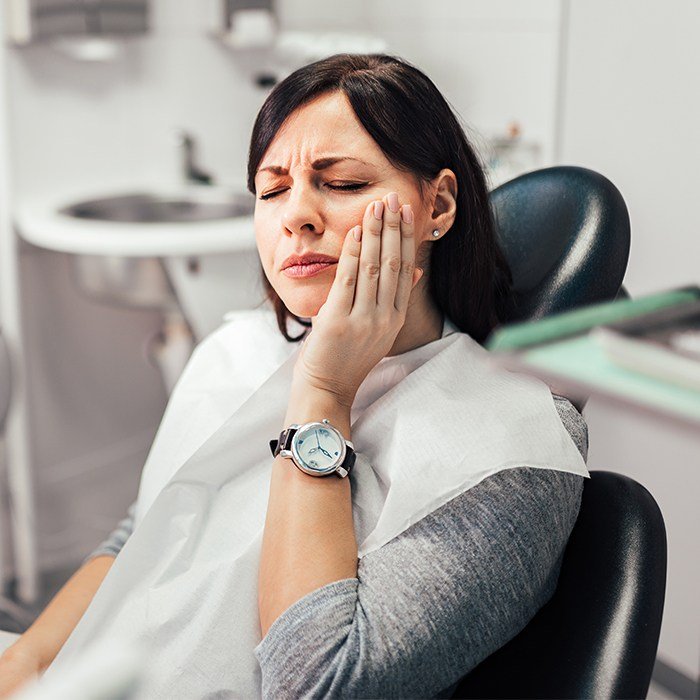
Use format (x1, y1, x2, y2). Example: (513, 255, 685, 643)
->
(257, 92, 389, 172)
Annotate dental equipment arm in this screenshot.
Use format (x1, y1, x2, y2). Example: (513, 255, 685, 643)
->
(0, 554, 115, 674)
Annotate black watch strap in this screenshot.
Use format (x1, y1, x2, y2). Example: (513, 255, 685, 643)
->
(341, 447, 357, 475)
(269, 426, 297, 457)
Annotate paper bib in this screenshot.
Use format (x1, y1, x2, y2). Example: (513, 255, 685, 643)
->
(45, 313, 588, 698)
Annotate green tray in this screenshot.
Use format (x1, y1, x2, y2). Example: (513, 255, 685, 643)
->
(520, 334, 700, 425)
(487, 286, 700, 351)
(488, 286, 700, 427)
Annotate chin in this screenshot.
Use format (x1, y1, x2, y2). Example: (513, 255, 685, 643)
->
(278, 282, 330, 319)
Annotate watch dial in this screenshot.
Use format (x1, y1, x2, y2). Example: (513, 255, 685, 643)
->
(295, 423, 344, 472)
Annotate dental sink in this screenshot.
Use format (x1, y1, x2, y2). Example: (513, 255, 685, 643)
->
(15, 185, 257, 257)
(60, 191, 254, 224)
(15, 185, 261, 315)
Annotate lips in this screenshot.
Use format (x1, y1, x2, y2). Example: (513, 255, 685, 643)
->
(282, 261, 337, 278)
(281, 252, 339, 270)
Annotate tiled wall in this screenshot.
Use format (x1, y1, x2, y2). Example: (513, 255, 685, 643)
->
(7, 2, 259, 198)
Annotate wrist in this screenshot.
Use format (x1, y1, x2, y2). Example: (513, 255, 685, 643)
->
(290, 368, 356, 408)
(284, 384, 353, 443)
(2, 638, 44, 670)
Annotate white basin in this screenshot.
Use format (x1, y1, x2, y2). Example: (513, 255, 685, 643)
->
(15, 186, 264, 329)
(16, 186, 257, 257)
(60, 191, 253, 224)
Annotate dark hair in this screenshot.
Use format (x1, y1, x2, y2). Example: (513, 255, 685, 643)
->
(246, 53, 513, 344)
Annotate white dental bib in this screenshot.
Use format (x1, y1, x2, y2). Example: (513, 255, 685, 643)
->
(45, 309, 589, 698)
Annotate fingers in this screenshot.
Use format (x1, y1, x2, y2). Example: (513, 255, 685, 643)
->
(322, 224, 361, 317)
(390, 203, 417, 312)
(352, 198, 385, 315)
(354, 192, 421, 317)
(376, 192, 406, 311)
(325, 191, 421, 322)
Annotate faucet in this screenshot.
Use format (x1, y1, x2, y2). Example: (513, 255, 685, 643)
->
(176, 130, 214, 185)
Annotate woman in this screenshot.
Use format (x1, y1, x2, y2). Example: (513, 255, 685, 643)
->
(0, 54, 588, 698)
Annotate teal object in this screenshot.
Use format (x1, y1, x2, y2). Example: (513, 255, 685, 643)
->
(521, 334, 700, 425)
(487, 287, 700, 351)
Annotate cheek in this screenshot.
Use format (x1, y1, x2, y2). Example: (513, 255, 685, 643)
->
(329, 200, 368, 236)
(254, 221, 275, 268)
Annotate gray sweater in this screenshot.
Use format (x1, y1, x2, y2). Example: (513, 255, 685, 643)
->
(84, 394, 588, 699)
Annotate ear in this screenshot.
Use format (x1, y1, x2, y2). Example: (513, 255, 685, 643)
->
(425, 168, 458, 241)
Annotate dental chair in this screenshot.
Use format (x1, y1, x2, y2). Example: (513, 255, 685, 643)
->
(445, 167, 666, 699)
(492, 165, 631, 323)
(448, 470, 666, 699)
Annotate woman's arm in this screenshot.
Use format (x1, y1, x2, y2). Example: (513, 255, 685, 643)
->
(1, 497, 138, 682)
(254, 396, 588, 699)
(256, 466, 584, 699)
(1, 554, 115, 673)
(258, 387, 357, 637)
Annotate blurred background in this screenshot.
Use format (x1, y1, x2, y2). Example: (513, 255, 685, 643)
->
(0, 1, 697, 697)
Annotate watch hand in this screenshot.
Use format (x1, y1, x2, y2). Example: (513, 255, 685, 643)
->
(315, 431, 321, 448)
(319, 447, 332, 459)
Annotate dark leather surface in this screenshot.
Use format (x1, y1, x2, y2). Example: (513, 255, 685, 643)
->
(491, 166, 631, 323)
(451, 471, 667, 699)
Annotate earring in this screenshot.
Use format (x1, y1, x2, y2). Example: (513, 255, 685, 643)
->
(432, 229, 440, 238)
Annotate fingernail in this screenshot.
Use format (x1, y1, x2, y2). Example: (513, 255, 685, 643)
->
(387, 192, 399, 213)
(401, 204, 413, 224)
(353, 225, 362, 241)
(373, 201, 384, 219)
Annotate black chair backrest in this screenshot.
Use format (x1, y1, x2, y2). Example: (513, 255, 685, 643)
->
(452, 471, 667, 699)
(491, 166, 631, 323)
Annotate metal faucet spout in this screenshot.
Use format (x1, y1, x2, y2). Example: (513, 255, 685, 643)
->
(177, 130, 214, 185)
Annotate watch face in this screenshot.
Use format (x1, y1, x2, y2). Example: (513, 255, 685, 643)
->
(292, 421, 345, 474)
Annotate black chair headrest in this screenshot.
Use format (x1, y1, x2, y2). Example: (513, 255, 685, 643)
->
(491, 166, 631, 323)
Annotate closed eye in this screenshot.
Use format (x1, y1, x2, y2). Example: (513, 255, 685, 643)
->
(258, 182, 369, 200)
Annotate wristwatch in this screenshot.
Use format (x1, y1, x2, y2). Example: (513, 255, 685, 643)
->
(269, 418, 356, 478)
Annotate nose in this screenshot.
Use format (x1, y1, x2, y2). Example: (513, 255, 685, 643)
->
(280, 183, 324, 237)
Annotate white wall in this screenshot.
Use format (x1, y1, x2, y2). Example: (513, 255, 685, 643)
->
(9, 0, 563, 199)
(278, 0, 563, 167)
(561, 0, 700, 681)
(561, 0, 700, 295)
(7, 2, 260, 198)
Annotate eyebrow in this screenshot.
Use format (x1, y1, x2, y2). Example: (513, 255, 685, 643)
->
(256, 156, 373, 176)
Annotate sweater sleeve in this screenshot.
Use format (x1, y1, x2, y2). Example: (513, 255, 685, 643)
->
(81, 500, 137, 566)
(253, 395, 588, 699)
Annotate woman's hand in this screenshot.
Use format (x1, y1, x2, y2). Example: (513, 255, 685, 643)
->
(292, 191, 423, 406)
(0, 645, 41, 697)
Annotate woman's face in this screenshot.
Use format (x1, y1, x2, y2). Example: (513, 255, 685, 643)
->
(253, 91, 434, 319)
